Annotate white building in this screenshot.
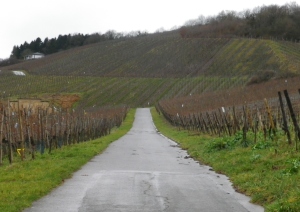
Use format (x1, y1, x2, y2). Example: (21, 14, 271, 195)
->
(24, 52, 45, 60)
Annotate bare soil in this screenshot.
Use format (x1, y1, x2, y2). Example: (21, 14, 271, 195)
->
(47, 94, 81, 109)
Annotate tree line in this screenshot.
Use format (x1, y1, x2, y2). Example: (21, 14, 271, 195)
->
(180, 2, 300, 41)
(9, 30, 148, 60)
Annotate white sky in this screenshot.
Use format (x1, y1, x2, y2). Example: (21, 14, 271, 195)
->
(0, 0, 292, 59)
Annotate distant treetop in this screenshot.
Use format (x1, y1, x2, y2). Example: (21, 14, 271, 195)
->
(181, 2, 300, 41)
(10, 30, 148, 60)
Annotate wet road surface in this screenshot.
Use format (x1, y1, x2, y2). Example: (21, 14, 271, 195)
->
(24, 108, 264, 212)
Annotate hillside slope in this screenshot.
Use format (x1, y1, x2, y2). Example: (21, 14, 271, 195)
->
(1, 32, 300, 108)
(4, 32, 300, 78)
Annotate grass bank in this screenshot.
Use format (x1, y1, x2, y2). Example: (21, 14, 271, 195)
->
(151, 108, 300, 212)
(0, 109, 136, 212)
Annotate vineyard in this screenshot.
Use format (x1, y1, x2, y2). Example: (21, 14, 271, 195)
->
(1, 33, 300, 109)
(0, 100, 128, 165)
(156, 76, 300, 150)
(1, 26, 300, 212)
(1, 33, 300, 164)
(3, 35, 300, 79)
(154, 77, 300, 211)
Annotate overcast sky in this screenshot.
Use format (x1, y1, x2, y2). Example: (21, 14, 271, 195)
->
(0, 0, 291, 59)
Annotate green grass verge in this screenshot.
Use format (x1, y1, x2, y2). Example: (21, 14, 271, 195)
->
(151, 108, 300, 212)
(0, 109, 136, 212)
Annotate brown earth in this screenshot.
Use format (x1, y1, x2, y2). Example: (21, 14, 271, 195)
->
(46, 94, 81, 109)
(0, 94, 80, 111)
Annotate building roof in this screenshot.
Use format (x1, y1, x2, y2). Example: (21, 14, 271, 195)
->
(32, 52, 44, 55)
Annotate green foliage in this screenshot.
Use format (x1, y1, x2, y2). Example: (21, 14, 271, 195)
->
(282, 159, 300, 176)
(206, 131, 251, 152)
(252, 141, 272, 150)
(250, 153, 261, 162)
(206, 130, 276, 153)
(235, 131, 244, 142)
(205, 138, 228, 152)
(206, 136, 235, 152)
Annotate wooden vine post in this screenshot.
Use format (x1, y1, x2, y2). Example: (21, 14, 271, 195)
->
(206, 112, 216, 135)
(24, 108, 35, 159)
(19, 112, 25, 160)
(38, 109, 44, 154)
(213, 112, 221, 136)
(264, 98, 276, 136)
(242, 105, 248, 146)
(18, 104, 25, 160)
(7, 100, 13, 164)
(254, 106, 259, 143)
(278, 91, 291, 144)
(48, 113, 53, 154)
(284, 90, 300, 150)
(58, 111, 62, 147)
(232, 106, 240, 133)
(0, 107, 4, 165)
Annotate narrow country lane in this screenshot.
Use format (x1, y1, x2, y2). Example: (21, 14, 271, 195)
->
(24, 108, 264, 212)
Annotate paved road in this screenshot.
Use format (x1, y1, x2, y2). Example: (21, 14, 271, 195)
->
(24, 108, 264, 212)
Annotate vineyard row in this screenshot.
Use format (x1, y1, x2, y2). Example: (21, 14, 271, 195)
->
(157, 89, 300, 150)
(0, 102, 129, 164)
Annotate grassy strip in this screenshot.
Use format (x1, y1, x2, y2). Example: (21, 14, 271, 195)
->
(151, 108, 300, 212)
(0, 109, 136, 212)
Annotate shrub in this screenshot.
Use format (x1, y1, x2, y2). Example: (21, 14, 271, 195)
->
(282, 159, 300, 176)
(247, 70, 276, 85)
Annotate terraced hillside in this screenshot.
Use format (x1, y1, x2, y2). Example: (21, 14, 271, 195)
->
(1, 32, 300, 108)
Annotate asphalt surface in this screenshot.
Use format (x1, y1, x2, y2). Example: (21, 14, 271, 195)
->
(24, 108, 264, 212)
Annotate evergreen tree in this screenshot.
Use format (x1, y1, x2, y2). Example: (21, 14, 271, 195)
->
(11, 45, 21, 59)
